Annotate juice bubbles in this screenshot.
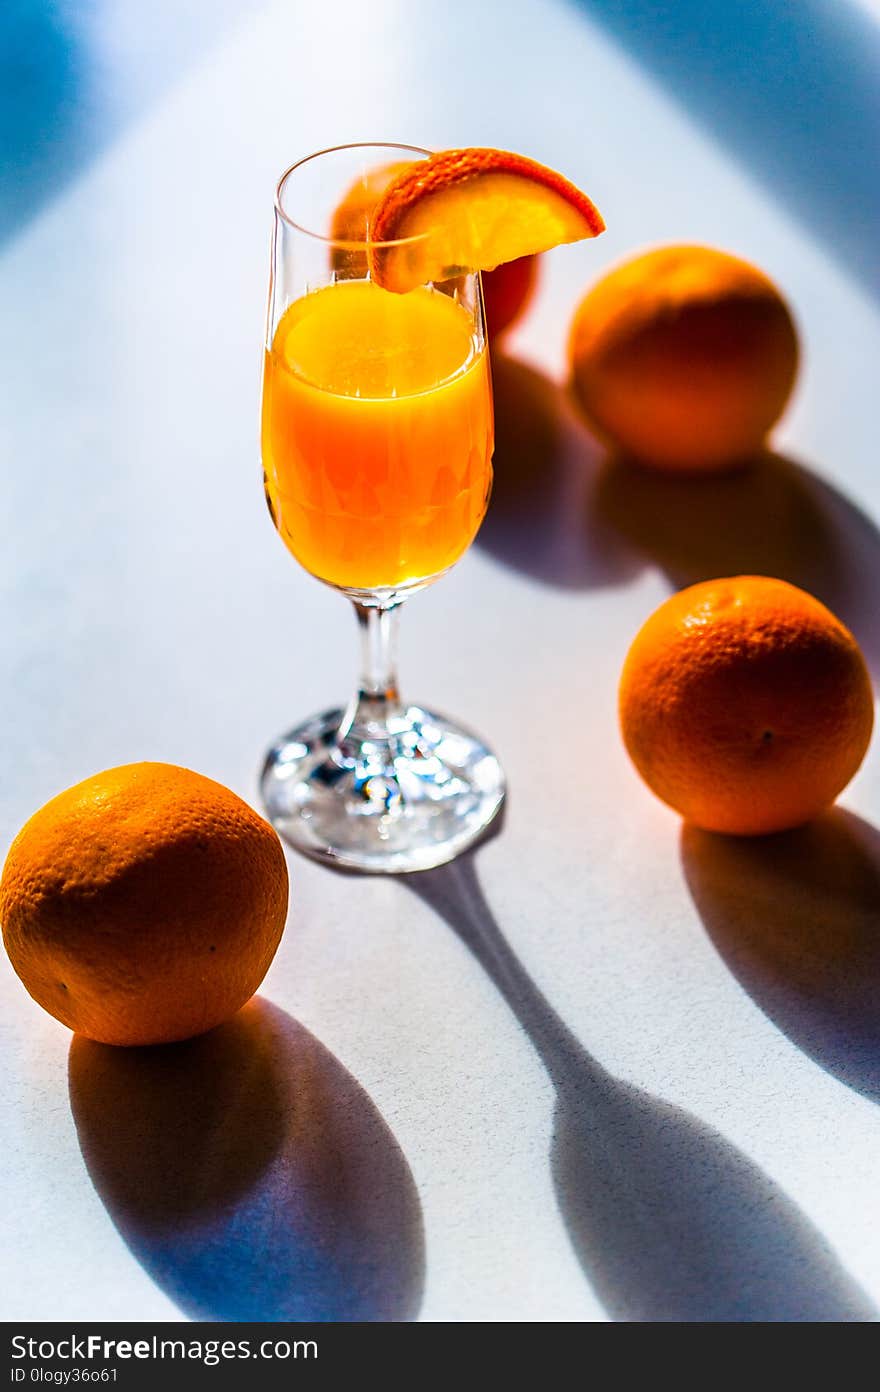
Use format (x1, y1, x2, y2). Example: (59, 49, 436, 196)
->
(261, 279, 493, 591)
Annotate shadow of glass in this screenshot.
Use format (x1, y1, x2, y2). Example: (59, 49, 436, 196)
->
(475, 352, 642, 591)
(407, 852, 876, 1321)
(69, 996, 424, 1321)
(683, 810, 880, 1107)
(593, 450, 880, 677)
(570, 0, 880, 297)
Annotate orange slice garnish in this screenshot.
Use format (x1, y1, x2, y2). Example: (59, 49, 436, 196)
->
(369, 148, 604, 292)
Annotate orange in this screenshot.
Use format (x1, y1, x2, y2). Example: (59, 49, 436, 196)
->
(0, 763, 289, 1046)
(329, 159, 413, 278)
(619, 577, 874, 835)
(569, 245, 799, 470)
(482, 254, 539, 339)
(369, 148, 604, 292)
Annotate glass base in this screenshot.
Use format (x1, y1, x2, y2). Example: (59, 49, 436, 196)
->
(260, 704, 506, 873)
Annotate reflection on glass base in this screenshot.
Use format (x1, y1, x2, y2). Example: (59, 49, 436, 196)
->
(260, 705, 506, 874)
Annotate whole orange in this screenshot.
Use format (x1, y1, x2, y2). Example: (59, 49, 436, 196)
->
(482, 254, 539, 339)
(619, 577, 874, 835)
(569, 245, 799, 470)
(329, 160, 413, 278)
(0, 763, 289, 1045)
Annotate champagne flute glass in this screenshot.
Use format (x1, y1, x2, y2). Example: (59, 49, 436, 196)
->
(260, 143, 505, 873)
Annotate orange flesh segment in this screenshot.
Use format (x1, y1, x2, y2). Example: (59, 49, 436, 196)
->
(370, 150, 604, 292)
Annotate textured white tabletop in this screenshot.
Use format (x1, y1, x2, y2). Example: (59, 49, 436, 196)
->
(3, 0, 880, 1322)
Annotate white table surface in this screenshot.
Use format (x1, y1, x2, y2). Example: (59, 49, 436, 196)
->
(3, 0, 880, 1323)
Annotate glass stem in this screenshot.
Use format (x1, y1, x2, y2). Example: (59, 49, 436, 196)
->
(339, 601, 403, 740)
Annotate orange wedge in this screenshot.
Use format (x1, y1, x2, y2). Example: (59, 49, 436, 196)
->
(369, 148, 604, 293)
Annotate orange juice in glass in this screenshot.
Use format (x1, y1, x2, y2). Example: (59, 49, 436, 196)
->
(262, 279, 493, 592)
(259, 144, 504, 873)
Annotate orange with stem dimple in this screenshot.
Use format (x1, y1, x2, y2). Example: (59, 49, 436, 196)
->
(619, 577, 875, 835)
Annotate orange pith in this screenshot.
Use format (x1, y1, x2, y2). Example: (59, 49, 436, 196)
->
(0, 763, 289, 1046)
(369, 148, 604, 292)
(619, 577, 874, 835)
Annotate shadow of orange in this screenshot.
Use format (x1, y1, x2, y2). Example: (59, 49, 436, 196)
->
(69, 997, 424, 1321)
(593, 450, 880, 674)
(481, 354, 880, 675)
(682, 809, 880, 1104)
